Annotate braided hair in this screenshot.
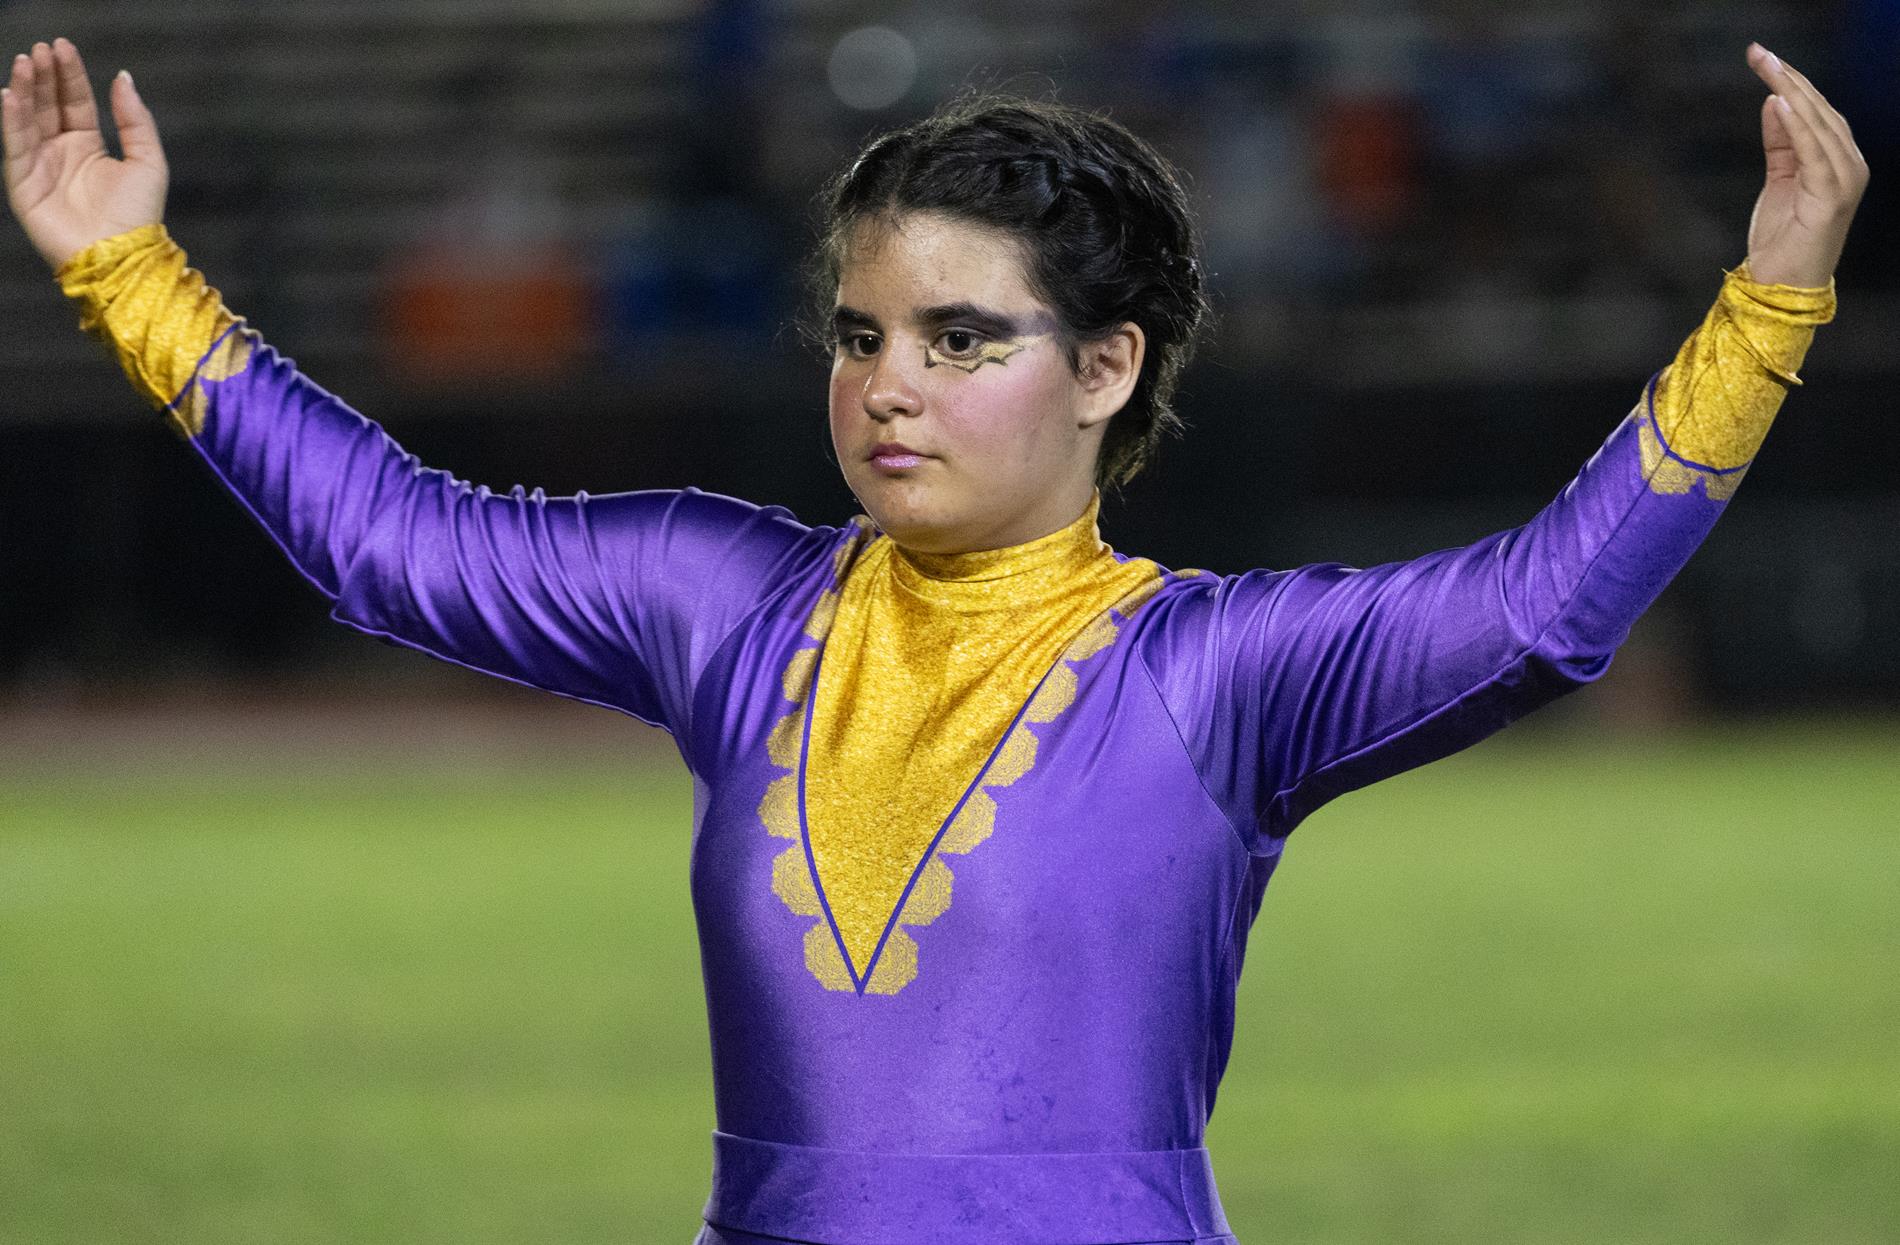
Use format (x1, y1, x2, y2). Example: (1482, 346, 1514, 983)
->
(811, 96, 1211, 491)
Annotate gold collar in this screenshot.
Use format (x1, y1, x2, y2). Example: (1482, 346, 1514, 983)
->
(884, 493, 1108, 612)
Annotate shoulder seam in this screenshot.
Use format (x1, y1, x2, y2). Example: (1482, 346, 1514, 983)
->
(679, 515, 848, 771)
(1133, 583, 1259, 857)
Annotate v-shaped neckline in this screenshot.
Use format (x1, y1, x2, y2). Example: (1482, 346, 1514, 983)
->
(794, 641, 1064, 995)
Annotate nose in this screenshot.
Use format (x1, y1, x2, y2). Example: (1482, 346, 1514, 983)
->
(861, 345, 922, 422)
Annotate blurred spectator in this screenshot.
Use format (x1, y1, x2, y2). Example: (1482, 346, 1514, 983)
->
(602, 196, 780, 363)
(598, 0, 785, 366)
(1410, 6, 1568, 298)
(683, 0, 773, 200)
(1309, 27, 1421, 298)
(379, 56, 593, 388)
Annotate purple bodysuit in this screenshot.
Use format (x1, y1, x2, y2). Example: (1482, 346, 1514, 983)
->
(55, 225, 1835, 1243)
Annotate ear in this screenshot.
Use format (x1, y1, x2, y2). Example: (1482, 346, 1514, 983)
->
(1074, 322, 1145, 430)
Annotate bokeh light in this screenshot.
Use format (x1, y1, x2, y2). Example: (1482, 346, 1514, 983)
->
(827, 25, 918, 112)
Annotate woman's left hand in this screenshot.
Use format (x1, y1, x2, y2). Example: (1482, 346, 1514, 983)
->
(1743, 42, 1869, 288)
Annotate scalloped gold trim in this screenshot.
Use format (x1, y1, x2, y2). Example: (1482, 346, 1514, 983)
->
(861, 568, 1168, 994)
(755, 521, 873, 992)
(761, 558, 1171, 996)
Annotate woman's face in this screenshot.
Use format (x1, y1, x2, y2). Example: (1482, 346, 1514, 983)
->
(827, 211, 1136, 554)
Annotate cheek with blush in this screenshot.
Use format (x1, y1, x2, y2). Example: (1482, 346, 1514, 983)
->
(931, 356, 1076, 473)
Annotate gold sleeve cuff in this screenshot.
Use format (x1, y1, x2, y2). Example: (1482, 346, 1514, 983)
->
(55, 222, 245, 434)
(1642, 263, 1836, 495)
(1720, 260, 1837, 383)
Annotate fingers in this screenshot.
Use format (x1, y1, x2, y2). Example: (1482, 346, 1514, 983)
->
(2, 55, 40, 176)
(1774, 59, 1867, 184)
(1769, 85, 1846, 200)
(6, 38, 155, 176)
(30, 40, 57, 142)
(1747, 44, 1867, 199)
(1776, 74, 1856, 193)
(110, 69, 164, 169)
(52, 37, 100, 134)
(1758, 94, 1797, 182)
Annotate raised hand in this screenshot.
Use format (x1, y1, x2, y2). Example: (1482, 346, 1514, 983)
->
(2, 38, 168, 271)
(1743, 42, 1869, 289)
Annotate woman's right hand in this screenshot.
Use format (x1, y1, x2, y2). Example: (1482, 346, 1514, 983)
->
(2, 38, 167, 272)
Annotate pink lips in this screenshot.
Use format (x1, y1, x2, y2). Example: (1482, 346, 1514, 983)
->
(869, 442, 928, 471)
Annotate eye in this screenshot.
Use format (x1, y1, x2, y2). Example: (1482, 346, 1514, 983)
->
(836, 331, 881, 359)
(935, 329, 983, 357)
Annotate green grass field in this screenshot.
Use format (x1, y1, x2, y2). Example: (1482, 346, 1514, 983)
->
(2, 710, 1896, 1243)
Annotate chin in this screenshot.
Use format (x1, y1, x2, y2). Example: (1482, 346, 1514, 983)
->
(853, 473, 966, 550)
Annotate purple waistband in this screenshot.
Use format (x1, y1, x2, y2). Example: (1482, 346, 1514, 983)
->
(703, 1131, 1234, 1244)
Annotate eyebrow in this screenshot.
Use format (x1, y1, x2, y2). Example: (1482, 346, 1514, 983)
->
(916, 302, 1024, 338)
(830, 302, 1031, 338)
(832, 306, 879, 334)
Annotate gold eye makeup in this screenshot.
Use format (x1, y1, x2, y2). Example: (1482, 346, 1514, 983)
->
(832, 302, 1061, 372)
(923, 339, 1024, 372)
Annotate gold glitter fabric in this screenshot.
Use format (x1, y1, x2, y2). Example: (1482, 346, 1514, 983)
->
(801, 493, 1162, 986)
(758, 523, 877, 994)
(55, 223, 252, 438)
(1640, 263, 1835, 500)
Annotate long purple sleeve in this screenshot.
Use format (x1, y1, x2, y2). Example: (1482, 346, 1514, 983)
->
(57, 224, 830, 751)
(1140, 267, 1835, 850)
(1145, 405, 1671, 847)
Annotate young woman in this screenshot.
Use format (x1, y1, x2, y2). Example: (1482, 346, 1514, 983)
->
(3, 36, 1866, 1245)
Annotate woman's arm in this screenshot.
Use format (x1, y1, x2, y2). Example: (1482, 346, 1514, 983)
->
(59, 225, 818, 736)
(7, 41, 823, 742)
(1152, 266, 1832, 848)
(1142, 44, 1866, 850)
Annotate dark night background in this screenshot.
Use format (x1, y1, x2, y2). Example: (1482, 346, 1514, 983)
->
(1, 0, 1895, 713)
(3, 6, 1897, 1243)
